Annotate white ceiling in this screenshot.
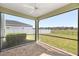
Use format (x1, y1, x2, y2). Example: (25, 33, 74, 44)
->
(0, 3, 69, 17)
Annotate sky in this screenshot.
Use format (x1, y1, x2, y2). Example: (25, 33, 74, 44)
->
(39, 10, 78, 28)
(5, 10, 78, 28)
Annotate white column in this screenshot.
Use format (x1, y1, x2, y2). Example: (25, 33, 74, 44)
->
(77, 8, 79, 56)
(0, 13, 6, 51)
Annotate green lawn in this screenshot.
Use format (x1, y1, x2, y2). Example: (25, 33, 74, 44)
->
(39, 29, 78, 55)
(50, 29, 77, 40)
(6, 29, 78, 55)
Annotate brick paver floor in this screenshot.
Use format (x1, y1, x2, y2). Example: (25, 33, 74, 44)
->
(0, 42, 71, 56)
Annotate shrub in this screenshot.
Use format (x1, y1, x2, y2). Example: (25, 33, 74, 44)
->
(6, 33, 27, 48)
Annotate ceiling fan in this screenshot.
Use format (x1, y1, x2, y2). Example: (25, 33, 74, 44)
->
(23, 3, 38, 14)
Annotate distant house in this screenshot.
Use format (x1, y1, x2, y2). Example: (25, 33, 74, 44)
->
(6, 20, 34, 34)
(6, 20, 51, 34)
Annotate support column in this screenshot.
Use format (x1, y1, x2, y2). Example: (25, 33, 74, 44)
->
(35, 20, 39, 42)
(0, 13, 6, 51)
(0, 12, 1, 51)
(78, 9, 79, 56)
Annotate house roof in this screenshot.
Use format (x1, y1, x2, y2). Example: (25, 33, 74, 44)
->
(6, 20, 32, 27)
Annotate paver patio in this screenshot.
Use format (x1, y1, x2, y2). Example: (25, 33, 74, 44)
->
(0, 42, 71, 56)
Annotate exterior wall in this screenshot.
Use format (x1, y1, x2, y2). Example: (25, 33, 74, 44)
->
(6, 26, 51, 35)
(6, 26, 35, 34)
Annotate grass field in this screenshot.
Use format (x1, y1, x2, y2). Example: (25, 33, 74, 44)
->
(39, 29, 78, 55)
(6, 29, 78, 55)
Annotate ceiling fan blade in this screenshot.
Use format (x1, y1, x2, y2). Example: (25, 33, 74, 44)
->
(23, 4, 35, 9)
